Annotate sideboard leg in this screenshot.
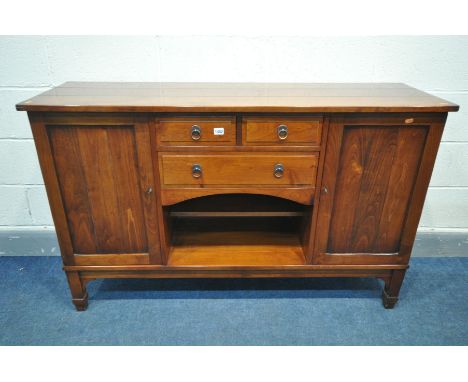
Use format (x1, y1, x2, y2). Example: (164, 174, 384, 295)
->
(382, 269, 406, 309)
(66, 271, 89, 311)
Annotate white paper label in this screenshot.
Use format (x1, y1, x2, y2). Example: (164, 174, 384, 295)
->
(213, 127, 225, 135)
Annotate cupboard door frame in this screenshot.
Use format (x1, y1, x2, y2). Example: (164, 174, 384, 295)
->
(30, 112, 162, 265)
(312, 113, 447, 265)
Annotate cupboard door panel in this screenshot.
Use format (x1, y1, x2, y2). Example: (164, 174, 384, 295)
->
(373, 128, 428, 252)
(106, 128, 148, 251)
(313, 114, 443, 265)
(49, 125, 148, 255)
(48, 127, 97, 254)
(327, 126, 427, 253)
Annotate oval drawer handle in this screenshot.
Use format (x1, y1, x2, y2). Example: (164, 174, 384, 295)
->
(273, 163, 284, 178)
(191, 125, 202, 140)
(192, 164, 202, 178)
(277, 124, 288, 140)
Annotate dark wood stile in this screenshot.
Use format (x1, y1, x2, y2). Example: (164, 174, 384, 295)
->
(29, 113, 76, 265)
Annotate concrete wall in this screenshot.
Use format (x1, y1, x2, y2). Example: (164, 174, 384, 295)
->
(1, 36, 467, 232)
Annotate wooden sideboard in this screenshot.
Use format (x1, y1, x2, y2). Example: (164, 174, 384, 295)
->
(16, 82, 459, 310)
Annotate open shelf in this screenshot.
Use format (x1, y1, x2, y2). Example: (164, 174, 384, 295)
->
(169, 194, 306, 214)
(168, 229, 305, 267)
(169, 211, 304, 217)
(165, 194, 310, 267)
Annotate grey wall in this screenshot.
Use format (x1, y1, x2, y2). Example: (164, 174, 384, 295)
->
(1, 36, 467, 233)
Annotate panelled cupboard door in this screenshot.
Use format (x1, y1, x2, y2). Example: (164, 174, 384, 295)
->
(32, 113, 162, 266)
(313, 114, 446, 265)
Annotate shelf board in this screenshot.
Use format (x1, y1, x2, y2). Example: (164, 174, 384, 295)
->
(169, 211, 305, 218)
(168, 230, 305, 267)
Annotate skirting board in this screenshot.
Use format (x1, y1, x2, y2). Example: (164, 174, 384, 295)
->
(0, 229, 467, 257)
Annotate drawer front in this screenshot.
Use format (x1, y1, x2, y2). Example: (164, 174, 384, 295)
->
(156, 117, 236, 145)
(160, 153, 318, 186)
(242, 116, 322, 145)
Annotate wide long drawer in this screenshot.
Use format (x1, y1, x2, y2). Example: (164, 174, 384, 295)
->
(159, 153, 319, 187)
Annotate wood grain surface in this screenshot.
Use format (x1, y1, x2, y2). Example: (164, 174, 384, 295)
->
(20, 82, 456, 310)
(16, 82, 459, 112)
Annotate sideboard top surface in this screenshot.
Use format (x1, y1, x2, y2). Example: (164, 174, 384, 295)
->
(16, 82, 459, 113)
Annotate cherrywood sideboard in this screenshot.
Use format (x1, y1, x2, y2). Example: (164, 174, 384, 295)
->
(16, 82, 459, 310)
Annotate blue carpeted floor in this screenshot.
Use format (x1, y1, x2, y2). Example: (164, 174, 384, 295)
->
(0, 256, 467, 345)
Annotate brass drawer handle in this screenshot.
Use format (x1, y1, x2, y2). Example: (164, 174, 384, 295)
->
(274, 163, 284, 178)
(191, 125, 201, 140)
(192, 164, 202, 178)
(277, 124, 288, 140)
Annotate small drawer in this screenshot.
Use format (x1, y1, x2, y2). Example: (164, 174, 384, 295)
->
(160, 153, 318, 187)
(242, 116, 322, 145)
(156, 117, 236, 146)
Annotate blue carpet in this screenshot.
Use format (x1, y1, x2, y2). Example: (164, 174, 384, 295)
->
(0, 256, 466, 345)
